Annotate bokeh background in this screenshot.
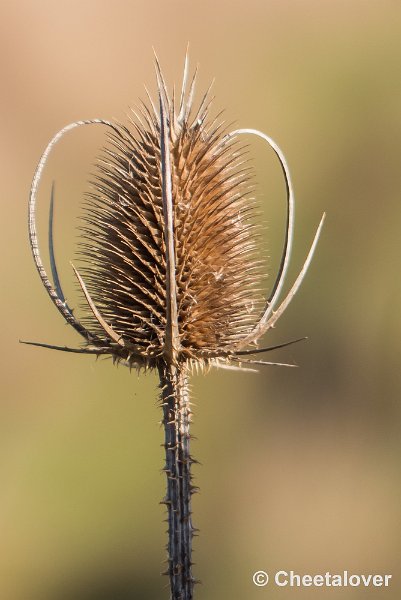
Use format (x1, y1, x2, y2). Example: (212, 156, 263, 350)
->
(1, 1, 401, 598)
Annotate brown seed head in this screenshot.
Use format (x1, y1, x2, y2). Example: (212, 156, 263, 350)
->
(78, 64, 263, 368)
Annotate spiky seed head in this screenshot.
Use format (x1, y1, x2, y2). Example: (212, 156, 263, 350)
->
(78, 62, 264, 369)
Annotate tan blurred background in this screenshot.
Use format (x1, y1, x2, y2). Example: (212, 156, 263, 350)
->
(1, 1, 401, 598)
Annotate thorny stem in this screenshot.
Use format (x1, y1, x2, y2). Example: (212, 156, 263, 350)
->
(159, 362, 195, 600)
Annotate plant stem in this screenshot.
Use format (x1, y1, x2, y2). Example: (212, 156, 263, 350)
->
(159, 362, 195, 599)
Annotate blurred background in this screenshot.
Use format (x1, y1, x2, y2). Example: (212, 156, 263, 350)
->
(1, 1, 401, 598)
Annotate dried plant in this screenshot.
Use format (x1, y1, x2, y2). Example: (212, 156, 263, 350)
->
(23, 52, 324, 600)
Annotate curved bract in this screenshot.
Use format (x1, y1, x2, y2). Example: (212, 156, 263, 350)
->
(28, 118, 118, 350)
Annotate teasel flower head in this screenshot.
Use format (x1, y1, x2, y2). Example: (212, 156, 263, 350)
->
(24, 52, 325, 372)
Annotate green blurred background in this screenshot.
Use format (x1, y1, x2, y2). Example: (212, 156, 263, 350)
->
(1, 1, 401, 598)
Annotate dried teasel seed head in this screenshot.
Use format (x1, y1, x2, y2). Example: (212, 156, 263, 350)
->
(78, 67, 264, 369)
(24, 52, 325, 371)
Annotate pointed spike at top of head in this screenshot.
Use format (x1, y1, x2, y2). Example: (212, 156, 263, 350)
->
(153, 50, 171, 112)
(143, 84, 158, 121)
(184, 64, 198, 123)
(191, 78, 215, 127)
(178, 46, 190, 124)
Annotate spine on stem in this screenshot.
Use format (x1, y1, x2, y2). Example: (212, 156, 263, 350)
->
(159, 362, 196, 600)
